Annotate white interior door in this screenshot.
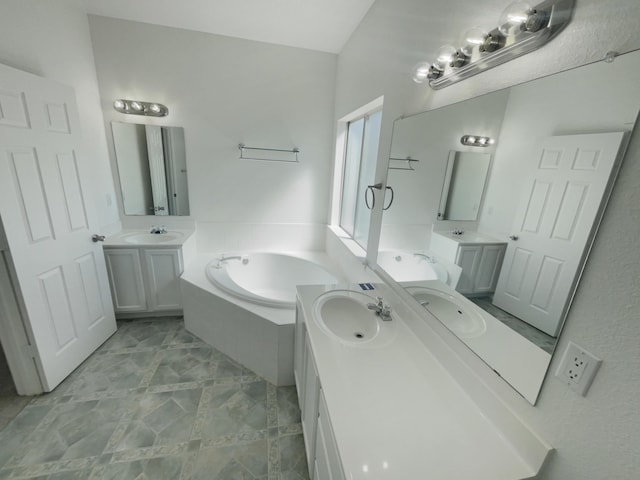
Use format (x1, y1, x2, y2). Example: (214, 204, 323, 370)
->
(0, 63, 116, 392)
(493, 132, 626, 336)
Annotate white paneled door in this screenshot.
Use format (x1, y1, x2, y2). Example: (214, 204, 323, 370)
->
(0, 63, 116, 391)
(493, 132, 626, 337)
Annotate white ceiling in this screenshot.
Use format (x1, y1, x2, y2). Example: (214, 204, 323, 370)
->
(82, 0, 376, 53)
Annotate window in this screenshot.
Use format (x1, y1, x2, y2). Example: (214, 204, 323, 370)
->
(338, 110, 382, 249)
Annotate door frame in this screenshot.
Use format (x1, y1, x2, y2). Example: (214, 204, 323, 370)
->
(0, 223, 43, 395)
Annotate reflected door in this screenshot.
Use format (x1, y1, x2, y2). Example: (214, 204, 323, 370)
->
(0, 63, 116, 391)
(493, 132, 626, 336)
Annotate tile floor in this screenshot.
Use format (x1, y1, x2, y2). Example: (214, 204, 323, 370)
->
(0, 317, 310, 480)
(470, 296, 556, 354)
(0, 346, 30, 432)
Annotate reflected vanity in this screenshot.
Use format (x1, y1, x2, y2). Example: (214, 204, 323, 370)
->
(376, 49, 640, 404)
(111, 122, 190, 216)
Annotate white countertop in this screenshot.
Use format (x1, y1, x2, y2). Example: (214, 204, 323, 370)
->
(102, 229, 195, 247)
(433, 230, 507, 244)
(297, 283, 546, 480)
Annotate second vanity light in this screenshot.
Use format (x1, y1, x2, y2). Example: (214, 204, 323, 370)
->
(113, 99, 169, 117)
(413, 0, 575, 89)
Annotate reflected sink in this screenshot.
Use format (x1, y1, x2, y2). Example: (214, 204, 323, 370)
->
(406, 286, 487, 339)
(123, 232, 184, 244)
(313, 290, 394, 346)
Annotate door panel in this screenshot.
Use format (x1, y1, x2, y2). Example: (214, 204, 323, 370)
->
(0, 62, 116, 391)
(493, 132, 626, 336)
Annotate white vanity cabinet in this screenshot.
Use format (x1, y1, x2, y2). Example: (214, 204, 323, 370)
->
(104, 248, 147, 313)
(104, 246, 184, 315)
(430, 232, 506, 296)
(295, 305, 345, 480)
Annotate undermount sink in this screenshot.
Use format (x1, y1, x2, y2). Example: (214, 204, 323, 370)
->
(312, 290, 395, 346)
(123, 232, 184, 244)
(406, 286, 487, 339)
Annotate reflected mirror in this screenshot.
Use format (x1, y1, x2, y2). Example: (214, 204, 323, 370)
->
(112, 122, 190, 216)
(438, 151, 491, 221)
(377, 50, 640, 404)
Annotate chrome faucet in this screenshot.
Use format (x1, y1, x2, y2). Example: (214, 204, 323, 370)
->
(214, 254, 249, 268)
(150, 225, 167, 234)
(452, 228, 465, 235)
(367, 296, 392, 321)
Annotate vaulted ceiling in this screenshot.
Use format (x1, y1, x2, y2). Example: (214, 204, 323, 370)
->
(83, 0, 376, 53)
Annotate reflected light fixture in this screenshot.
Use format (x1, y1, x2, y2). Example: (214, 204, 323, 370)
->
(413, 0, 574, 89)
(113, 99, 168, 117)
(461, 135, 495, 147)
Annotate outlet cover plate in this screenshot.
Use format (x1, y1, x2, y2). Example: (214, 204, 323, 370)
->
(555, 341, 602, 396)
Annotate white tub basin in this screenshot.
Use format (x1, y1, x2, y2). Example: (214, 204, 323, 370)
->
(123, 232, 184, 244)
(312, 290, 396, 346)
(406, 286, 487, 339)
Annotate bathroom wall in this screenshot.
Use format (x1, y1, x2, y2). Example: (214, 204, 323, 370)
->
(380, 89, 509, 251)
(333, 0, 640, 478)
(88, 16, 337, 251)
(0, 0, 120, 233)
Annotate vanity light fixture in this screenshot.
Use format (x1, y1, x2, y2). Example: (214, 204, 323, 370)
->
(113, 99, 169, 117)
(461, 135, 495, 147)
(413, 0, 574, 89)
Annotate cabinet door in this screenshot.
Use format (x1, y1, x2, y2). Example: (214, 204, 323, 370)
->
(294, 304, 306, 400)
(144, 249, 183, 311)
(455, 245, 482, 294)
(301, 336, 320, 475)
(474, 245, 505, 293)
(316, 391, 345, 480)
(104, 249, 146, 313)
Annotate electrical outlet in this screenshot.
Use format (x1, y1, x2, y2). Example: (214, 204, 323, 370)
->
(555, 341, 602, 396)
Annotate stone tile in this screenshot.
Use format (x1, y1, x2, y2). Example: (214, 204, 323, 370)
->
(191, 439, 268, 480)
(165, 329, 206, 346)
(0, 405, 52, 468)
(63, 351, 157, 396)
(100, 323, 172, 351)
(99, 455, 184, 480)
(198, 381, 267, 441)
(0, 317, 308, 480)
(14, 397, 130, 466)
(113, 388, 202, 451)
(279, 434, 309, 480)
(149, 347, 217, 386)
(276, 387, 300, 427)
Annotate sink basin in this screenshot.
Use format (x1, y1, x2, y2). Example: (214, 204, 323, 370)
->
(313, 290, 395, 346)
(123, 232, 184, 244)
(406, 286, 487, 338)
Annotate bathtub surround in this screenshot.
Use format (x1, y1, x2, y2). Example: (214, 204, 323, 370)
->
(0, 317, 309, 478)
(181, 251, 344, 385)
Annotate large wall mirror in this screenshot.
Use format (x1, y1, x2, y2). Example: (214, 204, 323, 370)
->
(376, 49, 640, 404)
(112, 122, 190, 216)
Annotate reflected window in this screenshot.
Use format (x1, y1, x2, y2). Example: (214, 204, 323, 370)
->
(339, 110, 382, 249)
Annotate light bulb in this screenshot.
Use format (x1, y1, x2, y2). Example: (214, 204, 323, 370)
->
(498, 1, 532, 36)
(149, 103, 161, 113)
(113, 99, 126, 111)
(461, 28, 487, 57)
(130, 101, 143, 111)
(435, 45, 457, 70)
(412, 62, 431, 84)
